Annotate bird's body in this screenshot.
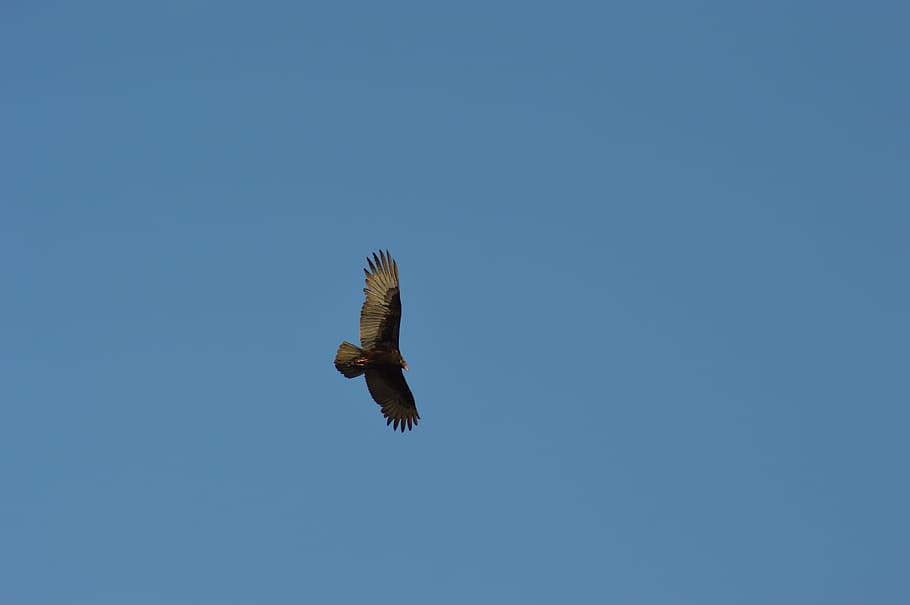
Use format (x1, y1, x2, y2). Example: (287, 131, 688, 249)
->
(334, 251, 419, 431)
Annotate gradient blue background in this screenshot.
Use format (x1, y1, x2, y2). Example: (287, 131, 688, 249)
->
(3, 2, 908, 603)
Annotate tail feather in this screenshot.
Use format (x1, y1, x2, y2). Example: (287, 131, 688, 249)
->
(334, 341, 365, 378)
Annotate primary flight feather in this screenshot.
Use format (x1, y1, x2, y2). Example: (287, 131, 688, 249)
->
(334, 250, 419, 432)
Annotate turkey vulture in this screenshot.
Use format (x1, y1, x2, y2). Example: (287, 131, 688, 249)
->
(334, 250, 419, 431)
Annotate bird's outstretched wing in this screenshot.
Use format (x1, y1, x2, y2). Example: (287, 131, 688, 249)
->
(359, 250, 401, 350)
(364, 367, 419, 432)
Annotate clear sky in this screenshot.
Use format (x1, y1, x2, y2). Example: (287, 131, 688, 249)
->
(2, 2, 908, 603)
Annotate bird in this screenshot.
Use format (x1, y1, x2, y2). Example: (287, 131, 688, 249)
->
(334, 250, 419, 431)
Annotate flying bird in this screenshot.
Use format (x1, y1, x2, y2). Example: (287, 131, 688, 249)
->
(334, 250, 419, 431)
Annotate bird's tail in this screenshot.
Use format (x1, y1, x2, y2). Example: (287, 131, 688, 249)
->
(334, 341, 365, 378)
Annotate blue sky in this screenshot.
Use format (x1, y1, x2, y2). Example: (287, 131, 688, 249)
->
(2, 2, 908, 603)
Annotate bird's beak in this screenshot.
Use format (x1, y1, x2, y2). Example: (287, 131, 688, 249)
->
(402, 361, 409, 371)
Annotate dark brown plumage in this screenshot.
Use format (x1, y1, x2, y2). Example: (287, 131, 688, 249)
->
(334, 250, 419, 432)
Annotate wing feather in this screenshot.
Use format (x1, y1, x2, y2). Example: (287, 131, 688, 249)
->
(359, 250, 402, 349)
(364, 367, 420, 432)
